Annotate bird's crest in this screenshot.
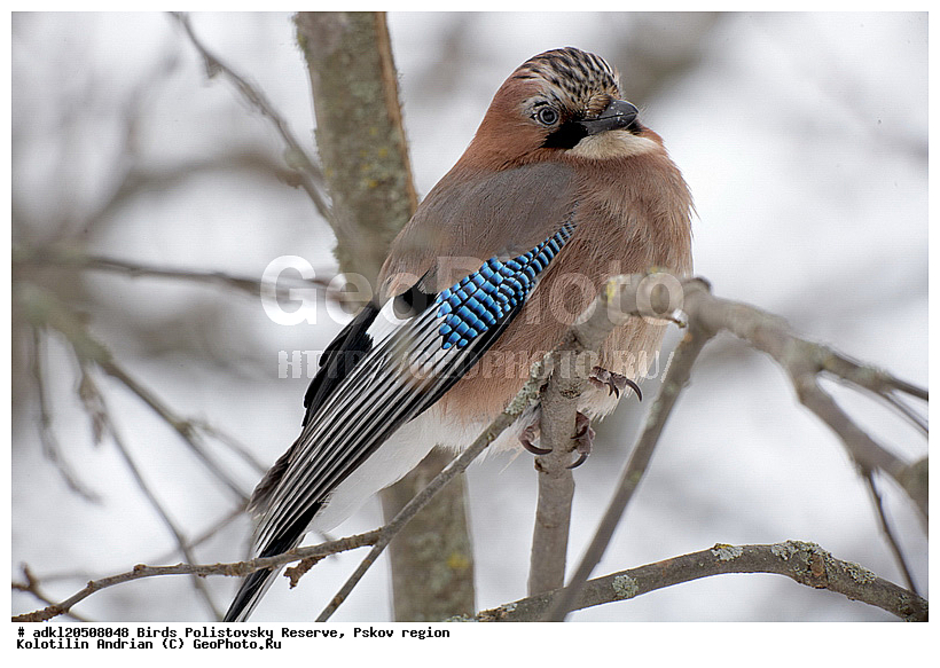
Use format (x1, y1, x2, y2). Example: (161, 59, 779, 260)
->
(511, 47, 621, 116)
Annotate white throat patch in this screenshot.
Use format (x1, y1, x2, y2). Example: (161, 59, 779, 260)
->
(569, 130, 658, 160)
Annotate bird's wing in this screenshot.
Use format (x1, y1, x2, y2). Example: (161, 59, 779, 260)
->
(379, 161, 580, 296)
(251, 211, 579, 551)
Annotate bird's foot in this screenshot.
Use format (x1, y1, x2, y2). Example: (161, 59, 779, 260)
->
(589, 366, 642, 401)
(568, 411, 596, 469)
(519, 418, 551, 455)
(520, 411, 597, 469)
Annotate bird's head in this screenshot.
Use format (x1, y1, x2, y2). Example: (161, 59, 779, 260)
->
(463, 47, 662, 169)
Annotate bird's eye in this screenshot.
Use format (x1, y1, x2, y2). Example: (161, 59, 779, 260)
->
(536, 107, 559, 126)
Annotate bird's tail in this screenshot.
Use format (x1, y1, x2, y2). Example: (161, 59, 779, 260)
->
(223, 532, 304, 622)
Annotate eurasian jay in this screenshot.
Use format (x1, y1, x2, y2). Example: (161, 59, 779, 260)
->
(224, 46, 693, 621)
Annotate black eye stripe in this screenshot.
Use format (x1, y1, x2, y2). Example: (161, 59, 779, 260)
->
(541, 121, 587, 149)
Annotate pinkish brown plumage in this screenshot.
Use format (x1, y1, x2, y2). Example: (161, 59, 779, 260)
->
(380, 47, 692, 420)
(225, 47, 692, 622)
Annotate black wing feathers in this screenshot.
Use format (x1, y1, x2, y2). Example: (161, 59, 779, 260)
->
(302, 302, 379, 426)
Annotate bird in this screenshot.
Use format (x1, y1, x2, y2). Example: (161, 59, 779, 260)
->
(224, 46, 693, 621)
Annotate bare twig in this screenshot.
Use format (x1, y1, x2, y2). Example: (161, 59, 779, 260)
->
(191, 419, 268, 475)
(548, 275, 927, 620)
(78, 364, 221, 619)
(16, 281, 252, 499)
(679, 280, 927, 516)
(12, 529, 382, 622)
(152, 506, 247, 566)
(864, 472, 919, 595)
(170, 12, 332, 221)
(13, 566, 92, 622)
(15, 506, 247, 611)
(28, 327, 101, 502)
(15, 245, 333, 302)
(479, 541, 927, 622)
(95, 357, 248, 500)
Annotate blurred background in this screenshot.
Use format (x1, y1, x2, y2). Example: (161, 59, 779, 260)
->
(11, 12, 927, 621)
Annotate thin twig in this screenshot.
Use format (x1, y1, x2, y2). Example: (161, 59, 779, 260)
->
(680, 280, 927, 516)
(28, 327, 101, 501)
(864, 472, 919, 595)
(96, 358, 248, 500)
(17, 282, 252, 499)
(191, 419, 268, 474)
(79, 364, 221, 619)
(170, 11, 332, 221)
(15, 245, 333, 301)
(12, 529, 382, 622)
(13, 566, 92, 622)
(874, 387, 927, 435)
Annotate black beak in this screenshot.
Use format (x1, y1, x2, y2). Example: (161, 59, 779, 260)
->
(579, 100, 639, 135)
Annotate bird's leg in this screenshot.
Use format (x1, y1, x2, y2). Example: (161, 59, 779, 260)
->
(568, 411, 596, 469)
(589, 365, 642, 401)
(519, 417, 552, 455)
(523, 369, 640, 463)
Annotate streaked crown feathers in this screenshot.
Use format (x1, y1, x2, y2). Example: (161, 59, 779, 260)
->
(511, 47, 622, 117)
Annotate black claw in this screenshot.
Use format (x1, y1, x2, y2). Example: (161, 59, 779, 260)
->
(522, 439, 552, 456)
(625, 378, 642, 401)
(589, 366, 642, 401)
(567, 452, 589, 469)
(568, 411, 596, 468)
(520, 422, 552, 455)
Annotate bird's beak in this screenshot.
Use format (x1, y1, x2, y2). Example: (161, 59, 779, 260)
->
(580, 99, 639, 135)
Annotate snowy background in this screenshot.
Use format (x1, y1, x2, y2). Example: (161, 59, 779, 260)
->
(11, 12, 927, 622)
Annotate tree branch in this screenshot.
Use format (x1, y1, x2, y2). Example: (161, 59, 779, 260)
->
(526, 353, 580, 595)
(76, 364, 221, 619)
(478, 541, 927, 622)
(16, 282, 262, 498)
(170, 12, 332, 221)
(12, 529, 382, 622)
(547, 275, 927, 620)
(546, 283, 712, 620)
(679, 279, 927, 515)
(13, 274, 927, 622)
(14, 244, 333, 300)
